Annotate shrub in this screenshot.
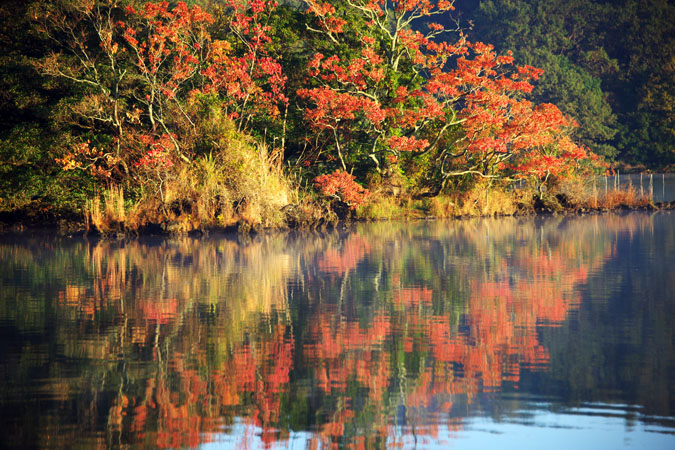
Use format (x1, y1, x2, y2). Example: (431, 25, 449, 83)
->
(314, 170, 369, 210)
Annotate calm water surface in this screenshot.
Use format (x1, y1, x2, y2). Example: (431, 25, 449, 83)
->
(1, 213, 674, 449)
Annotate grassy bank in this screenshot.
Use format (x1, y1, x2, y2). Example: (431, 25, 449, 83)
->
(355, 180, 665, 222)
(2, 173, 670, 238)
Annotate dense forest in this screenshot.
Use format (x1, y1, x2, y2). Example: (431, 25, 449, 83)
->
(0, 0, 670, 232)
(454, 0, 675, 167)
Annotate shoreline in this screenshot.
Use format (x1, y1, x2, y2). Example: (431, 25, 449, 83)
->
(2, 201, 673, 239)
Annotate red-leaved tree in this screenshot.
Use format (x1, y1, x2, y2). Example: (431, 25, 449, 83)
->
(297, 0, 601, 192)
(38, 0, 288, 196)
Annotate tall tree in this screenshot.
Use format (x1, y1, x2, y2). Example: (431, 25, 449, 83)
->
(296, 0, 597, 193)
(462, 0, 618, 159)
(0, 0, 96, 216)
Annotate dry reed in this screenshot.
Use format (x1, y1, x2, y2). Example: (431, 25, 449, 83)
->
(590, 186, 651, 209)
(85, 185, 127, 233)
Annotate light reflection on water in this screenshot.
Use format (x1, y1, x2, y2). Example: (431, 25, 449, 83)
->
(0, 212, 673, 449)
(200, 403, 675, 450)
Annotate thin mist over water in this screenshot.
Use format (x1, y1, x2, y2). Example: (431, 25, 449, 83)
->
(0, 212, 673, 449)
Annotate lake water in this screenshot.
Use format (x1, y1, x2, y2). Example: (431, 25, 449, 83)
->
(1, 213, 674, 449)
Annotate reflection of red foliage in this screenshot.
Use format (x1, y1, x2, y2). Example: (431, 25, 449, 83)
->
(393, 287, 433, 308)
(121, 324, 295, 449)
(228, 324, 294, 432)
(300, 229, 599, 446)
(49, 215, 625, 450)
(318, 234, 371, 274)
(139, 298, 178, 324)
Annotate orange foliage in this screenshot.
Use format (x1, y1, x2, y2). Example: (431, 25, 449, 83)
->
(298, 0, 603, 183)
(314, 170, 370, 210)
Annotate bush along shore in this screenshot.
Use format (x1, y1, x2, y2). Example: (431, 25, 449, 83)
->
(1, 1, 673, 237)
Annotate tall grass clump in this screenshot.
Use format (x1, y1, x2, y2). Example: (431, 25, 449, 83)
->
(160, 141, 290, 231)
(592, 186, 652, 209)
(85, 185, 127, 233)
(552, 176, 652, 210)
(357, 195, 402, 220)
(128, 114, 293, 233)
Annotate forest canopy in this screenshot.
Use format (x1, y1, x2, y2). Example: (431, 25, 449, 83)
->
(453, 0, 675, 167)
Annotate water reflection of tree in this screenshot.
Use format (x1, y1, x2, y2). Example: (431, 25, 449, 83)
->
(525, 213, 675, 422)
(0, 213, 671, 448)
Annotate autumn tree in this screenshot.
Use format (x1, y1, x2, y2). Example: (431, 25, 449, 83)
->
(442, 42, 601, 193)
(296, 0, 601, 195)
(462, 0, 675, 168)
(33, 0, 288, 205)
(33, 0, 133, 179)
(297, 0, 465, 177)
(207, 0, 288, 133)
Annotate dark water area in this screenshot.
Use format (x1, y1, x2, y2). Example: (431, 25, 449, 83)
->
(0, 213, 674, 449)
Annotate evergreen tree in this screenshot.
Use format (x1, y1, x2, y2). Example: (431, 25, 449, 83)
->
(457, 0, 674, 168)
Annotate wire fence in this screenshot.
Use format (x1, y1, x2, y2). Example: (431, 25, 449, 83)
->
(512, 173, 674, 204)
(592, 172, 674, 203)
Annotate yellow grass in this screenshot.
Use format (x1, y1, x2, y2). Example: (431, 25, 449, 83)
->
(588, 187, 652, 209)
(550, 177, 652, 210)
(357, 195, 402, 220)
(89, 126, 294, 234)
(85, 186, 127, 233)
(428, 184, 520, 218)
